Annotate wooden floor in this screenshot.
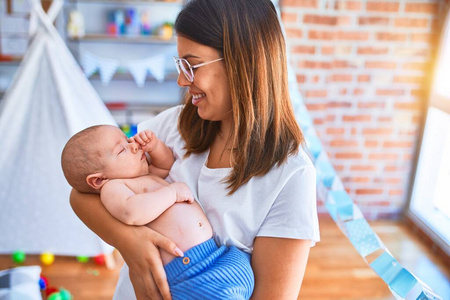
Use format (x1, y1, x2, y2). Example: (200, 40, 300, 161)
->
(1, 216, 448, 299)
(302, 216, 449, 300)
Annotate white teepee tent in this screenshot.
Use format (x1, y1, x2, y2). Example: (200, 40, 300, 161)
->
(0, 0, 116, 256)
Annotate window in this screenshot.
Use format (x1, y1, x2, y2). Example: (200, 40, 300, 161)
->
(407, 8, 450, 255)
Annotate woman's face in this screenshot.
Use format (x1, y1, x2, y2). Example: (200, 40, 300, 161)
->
(176, 36, 232, 123)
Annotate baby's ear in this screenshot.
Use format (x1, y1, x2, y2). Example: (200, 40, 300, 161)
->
(86, 173, 109, 190)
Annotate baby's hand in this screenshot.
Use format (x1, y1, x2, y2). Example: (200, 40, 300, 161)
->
(169, 183, 194, 204)
(129, 130, 159, 153)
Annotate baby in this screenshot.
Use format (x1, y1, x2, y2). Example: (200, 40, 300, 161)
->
(61, 125, 254, 299)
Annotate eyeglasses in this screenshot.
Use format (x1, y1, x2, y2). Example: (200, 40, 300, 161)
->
(173, 56, 224, 82)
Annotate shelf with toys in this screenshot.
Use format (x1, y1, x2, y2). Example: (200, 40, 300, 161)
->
(65, 0, 181, 41)
(69, 33, 176, 44)
(63, 0, 185, 126)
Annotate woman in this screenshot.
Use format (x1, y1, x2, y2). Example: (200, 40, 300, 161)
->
(70, 0, 319, 299)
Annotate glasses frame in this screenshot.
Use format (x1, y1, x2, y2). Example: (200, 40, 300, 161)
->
(173, 56, 224, 82)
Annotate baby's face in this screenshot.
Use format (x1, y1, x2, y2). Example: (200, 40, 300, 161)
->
(98, 126, 149, 179)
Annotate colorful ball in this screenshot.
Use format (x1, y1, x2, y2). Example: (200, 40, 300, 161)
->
(40, 252, 55, 265)
(46, 287, 58, 297)
(39, 276, 48, 290)
(59, 288, 73, 300)
(47, 292, 63, 300)
(12, 250, 26, 263)
(94, 254, 105, 265)
(76, 256, 89, 263)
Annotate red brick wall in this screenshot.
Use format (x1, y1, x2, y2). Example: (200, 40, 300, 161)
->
(280, 0, 449, 219)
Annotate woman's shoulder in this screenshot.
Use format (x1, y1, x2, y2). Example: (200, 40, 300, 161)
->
(280, 146, 316, 176)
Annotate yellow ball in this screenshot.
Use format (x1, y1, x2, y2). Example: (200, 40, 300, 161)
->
(40, 252, 55, 265)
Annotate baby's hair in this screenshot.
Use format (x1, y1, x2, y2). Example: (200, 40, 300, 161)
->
(61, 125, 109, 193)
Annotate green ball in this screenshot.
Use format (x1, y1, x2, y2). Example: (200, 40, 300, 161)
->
(76, 256, 89, 263)
(60, 288, 73, 300)
(12, 251, 26, 263)
(47, 292, 63, 300)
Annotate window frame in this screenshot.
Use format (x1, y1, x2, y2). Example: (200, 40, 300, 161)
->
(406, 6, 450, 258)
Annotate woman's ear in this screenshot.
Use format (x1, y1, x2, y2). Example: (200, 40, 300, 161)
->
(86, 173, 109, 190)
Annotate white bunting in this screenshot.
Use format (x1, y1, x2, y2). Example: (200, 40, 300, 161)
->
(80, 51, 99, 78)
(97, 56, 120, 86)
(80, 51, 168, 87)
(147, 54, 166, 83)
(126, 60, 149, 88)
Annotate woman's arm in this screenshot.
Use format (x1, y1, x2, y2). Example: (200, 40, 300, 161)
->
(70, 189, 181, 300)
(250, 237, 311, 299)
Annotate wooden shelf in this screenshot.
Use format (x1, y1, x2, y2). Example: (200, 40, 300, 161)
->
(69, 34, 176, 44)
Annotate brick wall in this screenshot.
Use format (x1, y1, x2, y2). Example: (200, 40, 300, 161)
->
(280, 0, 449, 219)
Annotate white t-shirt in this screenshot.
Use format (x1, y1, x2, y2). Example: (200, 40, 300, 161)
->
(113, 105, 320, 299)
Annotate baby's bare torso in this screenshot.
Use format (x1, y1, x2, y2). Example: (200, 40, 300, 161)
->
(122, 175, 213, 265)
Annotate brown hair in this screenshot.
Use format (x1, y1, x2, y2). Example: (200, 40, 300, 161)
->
(61, 125, 105, 194)
(175, 0, 304, 194)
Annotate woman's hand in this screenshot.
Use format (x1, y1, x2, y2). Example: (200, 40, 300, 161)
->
(118, 225, 183, 300)
(70, 189, 183, 300)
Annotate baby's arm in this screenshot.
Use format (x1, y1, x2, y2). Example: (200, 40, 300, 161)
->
(130, 130, 174, 178)
(101, 179, 194, 226)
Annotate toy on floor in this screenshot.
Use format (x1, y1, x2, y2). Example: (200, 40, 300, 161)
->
(94, 254, 106, 265)
(59, 288, 73, 300)
(47, 289, 73, 300)
(12, 250, 26, 263)
(41, 274, 73, 300)
(40, 252, 55, 265)
(39, 275, 48, 290)
(76, 256, 89, 263)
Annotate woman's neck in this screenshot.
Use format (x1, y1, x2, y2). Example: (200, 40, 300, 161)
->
(218, 118, 236, 150)
(206, 118, 236, 169)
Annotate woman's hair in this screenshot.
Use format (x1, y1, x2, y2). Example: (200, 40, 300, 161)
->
(175, 0, 304, 195)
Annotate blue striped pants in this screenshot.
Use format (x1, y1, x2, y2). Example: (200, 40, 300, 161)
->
(164, 238, 254, 300)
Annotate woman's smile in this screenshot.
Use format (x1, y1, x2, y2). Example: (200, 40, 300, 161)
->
(192, 93, 206, 105)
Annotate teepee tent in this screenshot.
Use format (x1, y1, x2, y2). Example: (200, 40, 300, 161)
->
(0, 0, 116, 256)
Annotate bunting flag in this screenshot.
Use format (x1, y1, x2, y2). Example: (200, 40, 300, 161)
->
(295, 101, 444, 299)
(126, 59, 149, 88)
(80, 51, 99, 78)
(147, 54, 166, 83)
(81, 51, 167, 87)
(97, 56, 120, 86)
